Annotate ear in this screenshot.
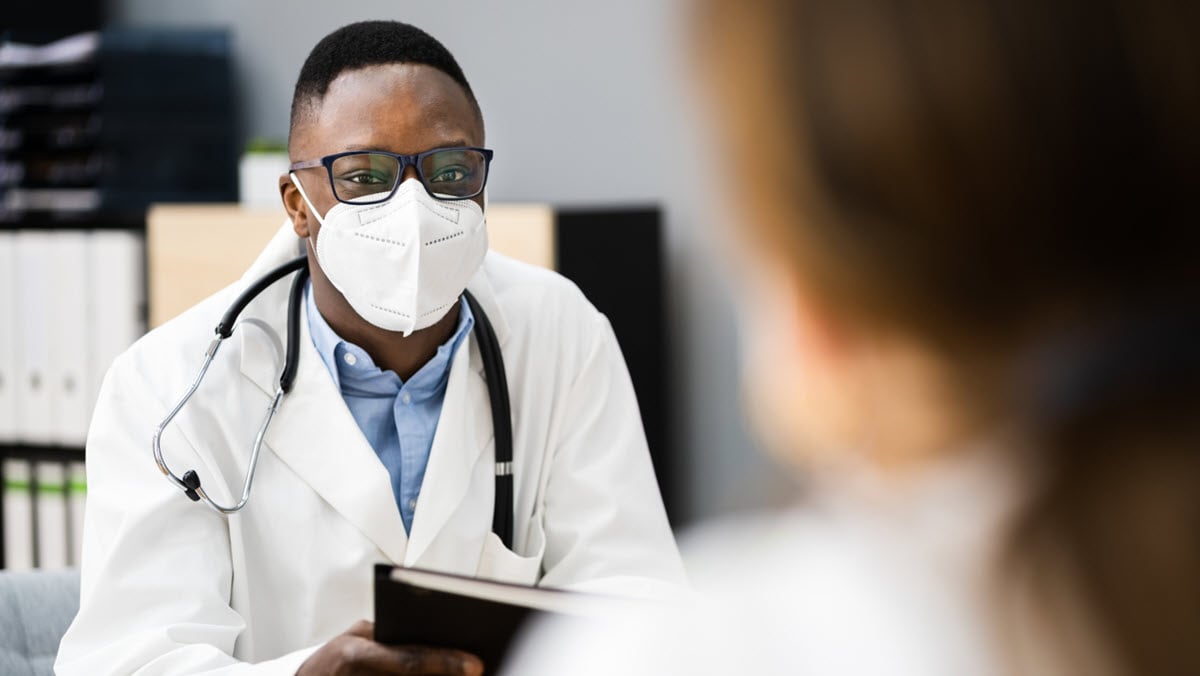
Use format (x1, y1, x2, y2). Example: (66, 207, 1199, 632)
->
(279, 173, 311, 238)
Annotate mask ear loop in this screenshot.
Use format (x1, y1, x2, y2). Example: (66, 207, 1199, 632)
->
(289, 173, 328, 267)
(289, 173, 327, 228)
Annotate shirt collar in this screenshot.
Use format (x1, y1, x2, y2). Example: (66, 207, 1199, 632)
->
(304, 280, 475, 398)
(305, 280, 345, 389)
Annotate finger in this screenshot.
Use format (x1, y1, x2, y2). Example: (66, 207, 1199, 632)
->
(354, 642, 485, 675)
(392, 645, 484, 676)
(345, 619, 375, 639)
(459, 651, 485, 676)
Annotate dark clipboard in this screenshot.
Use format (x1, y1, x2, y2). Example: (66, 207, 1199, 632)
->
(373, 564, 593, 672)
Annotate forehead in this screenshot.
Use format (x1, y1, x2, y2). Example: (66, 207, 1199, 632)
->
(294, 63, 482, 157)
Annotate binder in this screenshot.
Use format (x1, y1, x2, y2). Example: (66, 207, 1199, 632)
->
(375, 565, 630, 673)
(15, 231, 57, 445)
(88, 230, 145, 408)
(2, 459, 34, 570)
(68, 460, 87, 566)
(0, 232, 17, 443)
(49, 231, 93, 446)
(34, 462, 69, 569)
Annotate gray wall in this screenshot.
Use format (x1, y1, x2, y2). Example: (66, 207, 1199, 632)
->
(106, 0, 789, 524)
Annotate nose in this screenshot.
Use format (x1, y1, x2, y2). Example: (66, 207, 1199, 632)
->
(401, 164, 421, 183)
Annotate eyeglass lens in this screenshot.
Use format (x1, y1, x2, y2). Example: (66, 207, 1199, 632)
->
(330, 149, 488, 203)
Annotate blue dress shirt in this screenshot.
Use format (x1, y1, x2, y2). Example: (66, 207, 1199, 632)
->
(305, 282, 474, 533)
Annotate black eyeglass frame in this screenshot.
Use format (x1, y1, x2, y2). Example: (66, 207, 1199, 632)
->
(289, 146, 495, 204)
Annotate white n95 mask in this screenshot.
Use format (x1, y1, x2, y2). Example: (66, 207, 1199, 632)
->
(291, 175, 488, 336)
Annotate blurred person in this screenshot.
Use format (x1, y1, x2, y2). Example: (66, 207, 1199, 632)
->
(55, 20, 683, 676)
(510, 1, 1200, 673)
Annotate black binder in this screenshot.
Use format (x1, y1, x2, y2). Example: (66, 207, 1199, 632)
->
(373, 564, 619, 672)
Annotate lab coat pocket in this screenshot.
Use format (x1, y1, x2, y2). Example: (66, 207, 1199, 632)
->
(475, 520, 545, 586)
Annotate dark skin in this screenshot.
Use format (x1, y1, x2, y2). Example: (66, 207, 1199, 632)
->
(282, 64, 487, 675)
(280, 63, 486, 381)
(299, 620, 482, 676)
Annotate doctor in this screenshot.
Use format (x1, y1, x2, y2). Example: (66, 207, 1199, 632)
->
(57, 20, 684, 675)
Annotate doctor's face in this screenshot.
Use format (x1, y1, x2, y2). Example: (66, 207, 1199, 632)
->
(281, 62, 486, 242)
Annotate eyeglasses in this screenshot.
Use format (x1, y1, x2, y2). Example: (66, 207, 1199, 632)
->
(289, 147, 494, 204)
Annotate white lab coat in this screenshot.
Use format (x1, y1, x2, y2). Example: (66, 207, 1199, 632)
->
(508, 446, 1020, 676)
(507, 438, 1113, 676)
(56, 223, 685, 675)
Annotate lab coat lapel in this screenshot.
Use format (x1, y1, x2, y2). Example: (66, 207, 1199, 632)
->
(403, 260, 513, 566)
(403, 332, 492, 566)
(258, 323, 409, 565)
(236, 225, 408, 564)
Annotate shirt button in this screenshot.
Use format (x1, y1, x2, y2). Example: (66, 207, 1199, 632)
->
(401, 392, 412, 405)
(343, 353, 357, 366)
(408, 498, 417, 511)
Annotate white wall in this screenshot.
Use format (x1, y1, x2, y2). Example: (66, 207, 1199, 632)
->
(106, 0, 791, 523)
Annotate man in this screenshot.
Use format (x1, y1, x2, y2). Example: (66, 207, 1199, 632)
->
(57, 21, 684, 675)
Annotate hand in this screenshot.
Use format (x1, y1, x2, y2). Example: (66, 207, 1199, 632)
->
(297, 620, 484, 675)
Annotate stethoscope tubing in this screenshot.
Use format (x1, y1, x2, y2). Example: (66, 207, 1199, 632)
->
(463, 290, 513, 548)
(152, 255, 309, 514)
(151, 254, 516, 549)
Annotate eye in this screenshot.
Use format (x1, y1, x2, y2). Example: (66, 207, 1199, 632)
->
(341, 170, 390, 185)
(429, 165, 471, 183)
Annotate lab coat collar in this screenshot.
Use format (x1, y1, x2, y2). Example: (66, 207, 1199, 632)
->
(463, 259, 511, 348)
(238, 220, 308, 288)
(235, 221, 304, 399)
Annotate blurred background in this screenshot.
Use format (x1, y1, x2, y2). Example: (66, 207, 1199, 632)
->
(0, 0, 794, 570)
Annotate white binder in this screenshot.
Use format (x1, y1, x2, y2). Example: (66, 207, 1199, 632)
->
(88, 231, 145, 409)
(0, 232, 17, 443)
(49, 231, 92, 446)
(34, 461, 68, 569)
(2, 459, 34, 570)
(14, 231, 56, 445)
(68, 460, 87, 566)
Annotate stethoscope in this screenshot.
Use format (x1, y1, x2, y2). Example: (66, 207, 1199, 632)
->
(151, 253, 515, 549)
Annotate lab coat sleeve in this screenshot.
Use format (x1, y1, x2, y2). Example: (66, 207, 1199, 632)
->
(536, 312, 687, 596)
(54, 352, 320, 675)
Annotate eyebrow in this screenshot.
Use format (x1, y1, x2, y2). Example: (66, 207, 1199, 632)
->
(341, 140, 476, 153)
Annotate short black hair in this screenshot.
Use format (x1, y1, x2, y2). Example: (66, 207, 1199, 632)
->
(289, 20, 482, 140)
